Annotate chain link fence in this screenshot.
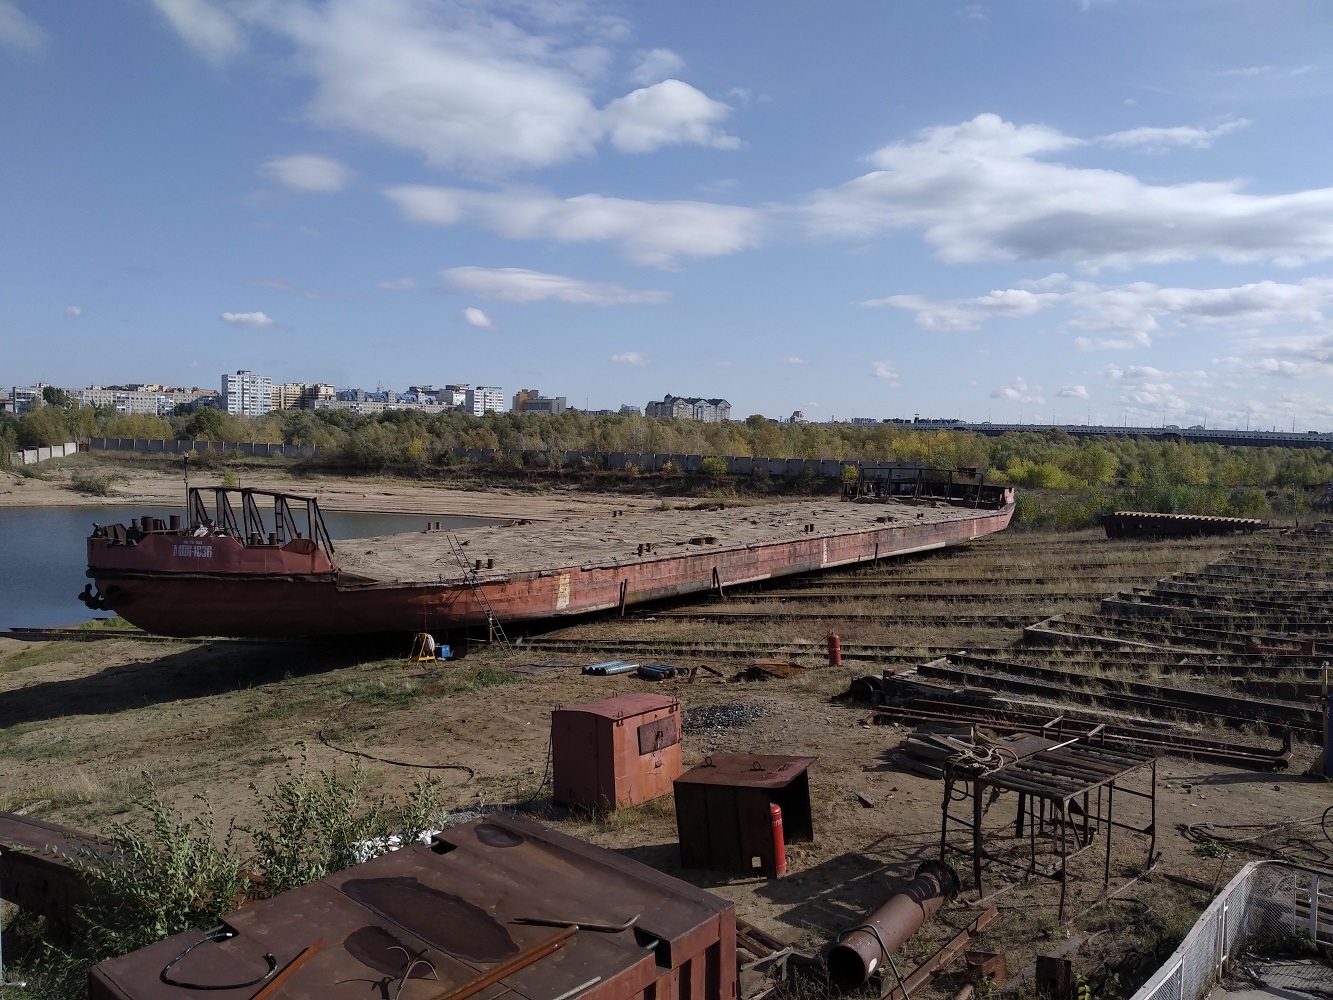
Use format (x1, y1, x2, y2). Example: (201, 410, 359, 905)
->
(1131, 861, 1332, 1000)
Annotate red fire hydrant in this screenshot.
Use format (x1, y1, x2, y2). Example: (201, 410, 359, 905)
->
(770, 802, 787, 876)
(827, 632, 842, 668)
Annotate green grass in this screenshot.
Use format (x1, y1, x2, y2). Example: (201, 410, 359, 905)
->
(427, 664, 522, 696)
(0, 721, 87, 762)
(1, 643, 76, 674)
(340, 678, 421, 708)
(76, 617, 135, 631)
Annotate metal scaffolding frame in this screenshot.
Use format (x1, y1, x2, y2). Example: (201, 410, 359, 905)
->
(939, 742, 1157, 921)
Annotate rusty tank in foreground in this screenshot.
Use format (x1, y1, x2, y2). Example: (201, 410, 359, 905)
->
(83, 465, 1014, 638)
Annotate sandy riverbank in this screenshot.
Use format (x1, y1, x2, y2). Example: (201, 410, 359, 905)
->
(0, 465, 659, 520)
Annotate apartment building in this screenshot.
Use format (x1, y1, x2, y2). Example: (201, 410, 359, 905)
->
(464, 385, 504, 416)
(221, 370, 274, 417)
(645, 394, 731, 423)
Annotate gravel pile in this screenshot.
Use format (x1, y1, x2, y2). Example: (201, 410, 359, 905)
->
(683, 701, 767, 734)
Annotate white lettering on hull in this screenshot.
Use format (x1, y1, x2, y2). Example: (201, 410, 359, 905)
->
(172, 544, 213, 558)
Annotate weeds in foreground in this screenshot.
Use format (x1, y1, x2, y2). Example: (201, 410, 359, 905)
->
(9, 763, 447, 1000)
(1193, 838, 1232, 860)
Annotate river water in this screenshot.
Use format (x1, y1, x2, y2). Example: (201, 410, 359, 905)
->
(0, 506, 489, 629)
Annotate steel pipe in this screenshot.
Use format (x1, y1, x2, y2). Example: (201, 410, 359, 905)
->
(827, 860, 960, 990)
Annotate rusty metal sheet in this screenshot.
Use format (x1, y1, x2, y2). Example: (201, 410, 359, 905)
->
(91, 815, 734, 1000)
(560, 693, 680, 721)
(673, 755, 815, 790)
(638, 715, 680, 754)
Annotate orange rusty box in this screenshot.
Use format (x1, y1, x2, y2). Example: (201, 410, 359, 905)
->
(552, 693, 683, 810)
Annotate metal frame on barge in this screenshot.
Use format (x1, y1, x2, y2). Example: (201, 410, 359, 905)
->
(84, 469, 1015, 638)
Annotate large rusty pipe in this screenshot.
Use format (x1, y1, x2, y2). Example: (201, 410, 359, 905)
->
(827, 860, 959, 990)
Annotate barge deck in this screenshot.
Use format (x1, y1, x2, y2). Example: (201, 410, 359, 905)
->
(84, 475, 1014, 638)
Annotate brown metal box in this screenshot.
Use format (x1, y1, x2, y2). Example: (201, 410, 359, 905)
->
(89, 814, 736, 1000)
(674, 754, 815, 878)
(552, 693, 683, 810)
(0, 811, 112, 926)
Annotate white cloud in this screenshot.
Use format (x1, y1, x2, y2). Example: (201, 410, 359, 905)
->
(865, 288, 1059, 330)
(220, 311, 274, 327)
(610, 351, 648, 365)
(1219, 66, 1274, 78)
(1101, 364, 1189, 412)
(65, 305, 81, 317)
(442, 266, 667, 305)
(990, 376, 1042, 404)
(960, 5, 987, 21)
(874, 274, 1333, 353)
(604, 80, 739, 153)
(148, 0, 242, 66)
(871, 360, 899, 386)
(462, 307, 494, 329)
(1103, 364, 1166, 382)
(784, 356, 807, 364)
(219, 0, 735, 176)
(1058, 385, 1089, 398)
(378, 277, 415, 291)
(1074, 334, 1150, 352)
(385, 185, 763, 268)
(261, 154, 353, 193)
(630, 47, 684, 85)
(805, 113, 1333, 269)
(0, 1, 45, 51)
(1099, 119, 1249, 152)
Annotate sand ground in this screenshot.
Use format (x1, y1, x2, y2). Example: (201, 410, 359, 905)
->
(0, 460, 659, 520)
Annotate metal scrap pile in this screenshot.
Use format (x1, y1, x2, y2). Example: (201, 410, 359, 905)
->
(683, 701, 767, 734)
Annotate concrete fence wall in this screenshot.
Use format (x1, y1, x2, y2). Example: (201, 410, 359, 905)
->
(460, 449, 853, 479)
(84, 438, 857, 479)
(8, 441, 78, 466)
(88, 438, 319, 459)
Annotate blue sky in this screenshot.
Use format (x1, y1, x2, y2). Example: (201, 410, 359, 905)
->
(5, 1, 1333, 427)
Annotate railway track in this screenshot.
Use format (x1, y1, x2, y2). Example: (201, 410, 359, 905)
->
(647, 609, 1038, 626)
(912, 657, 1322, 734)
(520, 634, 1011, 663)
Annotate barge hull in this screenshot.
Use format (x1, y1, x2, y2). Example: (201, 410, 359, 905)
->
(90, 504, 1012, 637)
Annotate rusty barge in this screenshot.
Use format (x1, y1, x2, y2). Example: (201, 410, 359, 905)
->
(83, 466, 1014, 638)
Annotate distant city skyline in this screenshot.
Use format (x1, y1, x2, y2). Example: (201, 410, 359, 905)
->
(5, 3, 1333, 427)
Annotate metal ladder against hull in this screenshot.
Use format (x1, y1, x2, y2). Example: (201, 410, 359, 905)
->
(446, 534, 511, 650)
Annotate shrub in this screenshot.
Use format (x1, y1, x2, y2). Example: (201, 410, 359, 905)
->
(700, 456, 727, 480)
(68, 472, 119, 496)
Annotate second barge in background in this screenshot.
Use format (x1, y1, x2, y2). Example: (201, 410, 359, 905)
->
(83, 464, 1015, 638)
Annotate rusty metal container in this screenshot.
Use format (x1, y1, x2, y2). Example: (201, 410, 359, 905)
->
(89, 814, 735, 1000)
(674, 754, 815, 878)
(0, 811, 112, 926)
(552, 693, 683, 810)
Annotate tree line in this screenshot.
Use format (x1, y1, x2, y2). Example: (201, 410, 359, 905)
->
(4, 399, 1332, 521)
